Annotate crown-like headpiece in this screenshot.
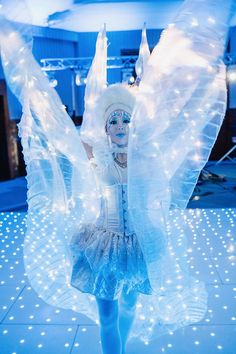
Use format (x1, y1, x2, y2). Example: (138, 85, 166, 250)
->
(80, 23, 150, 148)
(97, 83, 136, 124)
(107, 109, 131, 122)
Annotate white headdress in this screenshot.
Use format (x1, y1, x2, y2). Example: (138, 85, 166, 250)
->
(97, 83, 136, 125)
(80, 24, 149, 151)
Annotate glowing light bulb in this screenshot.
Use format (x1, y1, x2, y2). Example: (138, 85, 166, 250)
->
(208, 17, 216, 24)
(228, 71, 236, 82)
(191, 18, 199, 27)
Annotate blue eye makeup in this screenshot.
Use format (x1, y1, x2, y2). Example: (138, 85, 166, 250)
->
(110, 119, 118, 125)
(123, 118, 130, 124)
(108, 110, 131, 124)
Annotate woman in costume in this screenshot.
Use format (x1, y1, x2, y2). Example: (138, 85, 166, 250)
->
(70, 82, 151, 354)
(0, 0, 235, 353)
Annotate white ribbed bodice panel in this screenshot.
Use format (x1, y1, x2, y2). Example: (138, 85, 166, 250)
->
(94, 161, 134, 235)
(96, 184, 134, 235)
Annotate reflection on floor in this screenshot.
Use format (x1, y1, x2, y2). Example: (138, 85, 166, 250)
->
(188, 161, 236, 209)
(0, 209, 235, 354)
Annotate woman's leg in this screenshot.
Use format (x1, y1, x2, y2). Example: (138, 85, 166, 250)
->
(118, 289, 138, 354)
(96, 297, 121, 354)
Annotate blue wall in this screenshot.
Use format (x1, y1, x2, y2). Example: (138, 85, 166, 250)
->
(33, 36, 79, 116)
(0, 26, 79, 120)
(1, 24, 236, 119)
(76, 29, 161, 115)
(0, 26, 161, 119)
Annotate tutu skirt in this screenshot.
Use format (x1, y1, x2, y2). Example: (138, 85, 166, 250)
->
(69, 224, 152, 300)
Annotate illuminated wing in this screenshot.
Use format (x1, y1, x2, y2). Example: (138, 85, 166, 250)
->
(0, 9, 100, 320)
(128, 0, 234, 338)
(130, 0, 233, 210)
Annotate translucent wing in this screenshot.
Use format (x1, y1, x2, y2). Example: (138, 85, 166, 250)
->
(0, 9, 100, 319)
(128, 0, 234, 337)
(80, 24, 107, 146)
(130, 0, 233, 209)
(135, 23, 150, 82)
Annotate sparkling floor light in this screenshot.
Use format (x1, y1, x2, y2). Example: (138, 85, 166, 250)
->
(0, 210, 235, 353)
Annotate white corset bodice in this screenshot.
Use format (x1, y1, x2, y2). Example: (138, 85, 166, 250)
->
(94, 161, 134, 235)
(96, 184, 135, 234)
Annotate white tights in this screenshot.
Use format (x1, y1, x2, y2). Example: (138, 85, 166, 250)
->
(96, 289, 138, 354)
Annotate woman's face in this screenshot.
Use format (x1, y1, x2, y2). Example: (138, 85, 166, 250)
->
(106, 110, 131, 147)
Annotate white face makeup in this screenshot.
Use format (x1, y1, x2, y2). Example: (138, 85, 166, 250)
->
(106, 109, 131, 147)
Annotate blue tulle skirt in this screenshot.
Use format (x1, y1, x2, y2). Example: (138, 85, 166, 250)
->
(69, 224, 152, 300)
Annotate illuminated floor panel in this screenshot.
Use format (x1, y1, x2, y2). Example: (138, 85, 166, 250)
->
(128, 324, 236, 354)
(0, 286, 23, 323)
(71, 325, 101, 354)
(202, 284, 236, 325)
(0, 262, 26, 287)
(3, 286, 94, 326)
(0, 210, 235, 354)
(185, 249, 219, 282)
(0, 324, 77, 354)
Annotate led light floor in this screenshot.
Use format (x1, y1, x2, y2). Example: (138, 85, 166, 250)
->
(0, 210, 235, 354)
